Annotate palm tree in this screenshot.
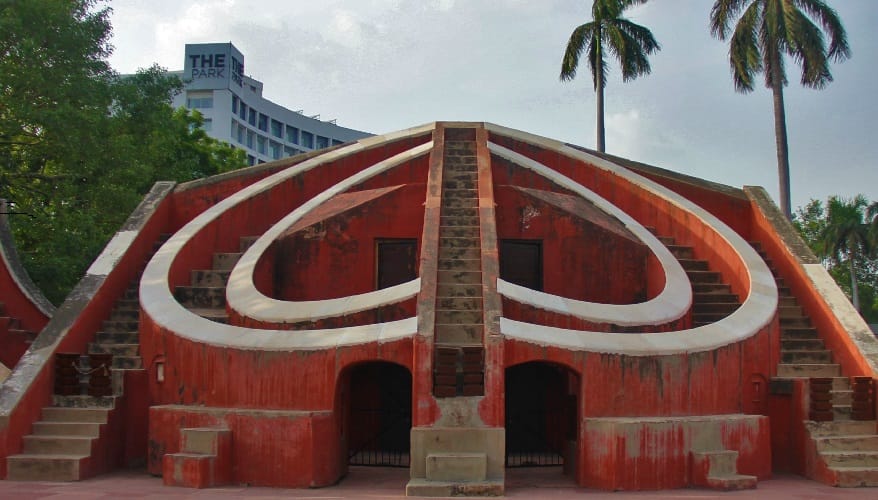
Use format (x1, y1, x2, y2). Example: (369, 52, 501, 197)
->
(819, 195, 872, 311)
(710, 0, 850, 220)
(560, 0, 660, 153)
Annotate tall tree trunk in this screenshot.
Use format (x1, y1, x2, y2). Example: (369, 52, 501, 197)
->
(771, 75, 792, 220)
(850, 256, 860, 311)
(595, 30, 605, 153)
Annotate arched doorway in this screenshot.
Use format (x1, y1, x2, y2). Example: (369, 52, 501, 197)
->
(505, 362, 579, 469)
(343, 362, 412, 467)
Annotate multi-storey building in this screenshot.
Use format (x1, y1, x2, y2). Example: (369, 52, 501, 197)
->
(171, 42, 371, 165)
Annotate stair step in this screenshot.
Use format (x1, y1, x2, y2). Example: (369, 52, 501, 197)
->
(782, 326, 818, 338)
(439, 246, 481, 260)
(439, 226, 480, 238)
(437, 270, 482, 285)
(23, 435, 94, 455)
(111, 356, 143, 369)
(212, 252, 242, 271)
(820, 451, 878, 467)
(692, 303, 739, 314)
(438, 258, 481, 271)
(776, 363, 841, 377)
(692, 283, 732, 294)
(692, 312, 732, 323)
(780, 350, 833, 363)
(188, 307, 229, 323)
(108, 309, 139, 321)
(781, 338, 825, 350)
(437, 283, 482, 298)
(693, 292, 739, 304)
(780, 317, 812, 328)
(441, 207, 478, 218)
(41, 407, 109, 424)
(435, 309, 483, 324)
(443, 180, 476, 190)
(706, 474, 758, 491)
(190, 270, 230, 287)
(100, 320, 139, 333)
(807, 420, 877, 437)
(779, 305, 804, 317)
(687, 270, 721, 283)
(831, 466, 878, 487)
(436, 297, 482, 310)
(32, 422, 101, 438)
(438, 237, 479, 249)
(815, 435, 878, 452)
(95, 331, 139, 344)
(435, 323, 484, 344)
(6, 454, 89, 481)
(440, 216, 480, 227)
(441, 197, 477, 209)
(174, 286, 226, 309)
(667, 245, 694, 259)
(678, 259, 709, 271)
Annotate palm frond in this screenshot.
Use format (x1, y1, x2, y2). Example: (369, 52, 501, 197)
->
(794, 0, 851, 61)
(710, 0, 752, 39)
(587, 35, 609, 91)
(784, 6, 832, 88)
(560, 22, 597, 82)
(728, 1, 762, 92)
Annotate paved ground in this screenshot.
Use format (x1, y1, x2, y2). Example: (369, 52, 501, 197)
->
(0, 467, 875, 499)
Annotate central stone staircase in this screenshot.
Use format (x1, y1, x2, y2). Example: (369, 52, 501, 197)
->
(433, 139, 485, 398)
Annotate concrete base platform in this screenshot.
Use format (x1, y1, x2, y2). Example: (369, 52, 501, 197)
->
(405, 478, 504, 497)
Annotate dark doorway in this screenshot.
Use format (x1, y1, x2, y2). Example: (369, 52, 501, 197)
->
(505, 362, 579, 467)
(346, 363, 412, 467)
(500, 240, 542, 291)
(376, 239, 418, 290)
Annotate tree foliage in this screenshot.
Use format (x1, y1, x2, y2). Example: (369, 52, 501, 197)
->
(710, 0, 850, 219)
(560, 0, 660, 153)
(794, 197, 878, 322)
(0, 0, 245, 304)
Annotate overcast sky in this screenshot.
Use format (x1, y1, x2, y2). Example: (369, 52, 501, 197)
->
(107, 0, 876, 212)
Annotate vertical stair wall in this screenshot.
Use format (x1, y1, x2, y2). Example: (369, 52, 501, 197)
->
(745, 186, 878, 379)
(0, 182, 176, 478)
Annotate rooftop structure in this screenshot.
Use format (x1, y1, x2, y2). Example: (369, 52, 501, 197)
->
(172, 42, 371, 166)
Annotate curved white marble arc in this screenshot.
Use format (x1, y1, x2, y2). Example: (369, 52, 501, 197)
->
(226, 143, 432, 323)
(490, 144, 691, 327)
(140, 124, 435, 350)
(486, 123, 778, 355)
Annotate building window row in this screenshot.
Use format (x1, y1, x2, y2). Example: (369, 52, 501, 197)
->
(230, 94, 334, 151)
(187, 97, 214, 109)
(231, 119, 307, 161)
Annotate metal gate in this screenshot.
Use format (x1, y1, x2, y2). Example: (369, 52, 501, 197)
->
(505, 406, 565, 467)
(347, 363, 411, 467)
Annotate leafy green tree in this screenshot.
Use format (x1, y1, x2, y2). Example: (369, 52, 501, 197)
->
(710, 0, 850, 220)
(1, 1, 245, 304)
(560, 0, 660, 153)
(794, 197, 878, 321)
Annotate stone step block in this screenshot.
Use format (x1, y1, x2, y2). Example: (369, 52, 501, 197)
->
(405, 478, 504, 497)
(95, 331, 139, 344)
(440, 216, 480, 227)
(706, 474, 758, 490)
(776, 363, 841, 377)
(175, 286, 226, 309)
(101, 320, 139, 333)
(779, 305, 804, 318)
(190, 270, 230, 287)
(807, 420, 877, 437)
(668, 245, 694, 259)
(212, 252, 242, 271)
(162, 453, 216, 489)
(32, 422, 101, 438)
(780, 350, 833, 364)
(440, 226, 479, 238)
(692, 283, 732, 294)
(781, 338, 825, 350)
(182, 428, 231, 455)
(444, 171, 478, 183)
(108, 308, 139, 321)
(435, 323, 483, 344)
(779, 296, 799, 307)
(693, 293, 739, 305)
(426, 452, 486, 482)
(443, 188, 477, 199)
(832, 389, 853, 405)
(441, 207, 478, 218)
(438, 258, 481, 271)
(23, 435, 94, 455)
(832, 466, 878, 487)
(111, 356, 143, 369)
(443, 179, 476, 190)
(435, 309, 483, 324)
(438, 270, 482, 285)
(816, 435, 878, 452)
(6, 454, 89, 481)
(692, 312, 731, 323)
(780, 317, 811, 329)
(691, 302, 739, 313)
(437, 297, 482, 310)
(440, 246, 481, 260)
(437, 283, 482, 298)
(42, 407, 109, 424)
(438, 237, 478, 249)
(441, 197, 477, 209)
(781, 328, 820, 340)
(52, 394, 118, 409)
(678, 259, 709, 271)
(821, 451, 878, 467)
(687, 270, 721, 283)
(88, 343, 139, 357)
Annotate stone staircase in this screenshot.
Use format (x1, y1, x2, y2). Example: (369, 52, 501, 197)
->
(433, 139, 485, 398)
(162, 428, 231, 488)
(6, 233, 169, 481)
(690, 449, 758, 490)
(750, 242, 878, 487)
(646, 229, 741, 329)
(176, 236, 257, 323)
